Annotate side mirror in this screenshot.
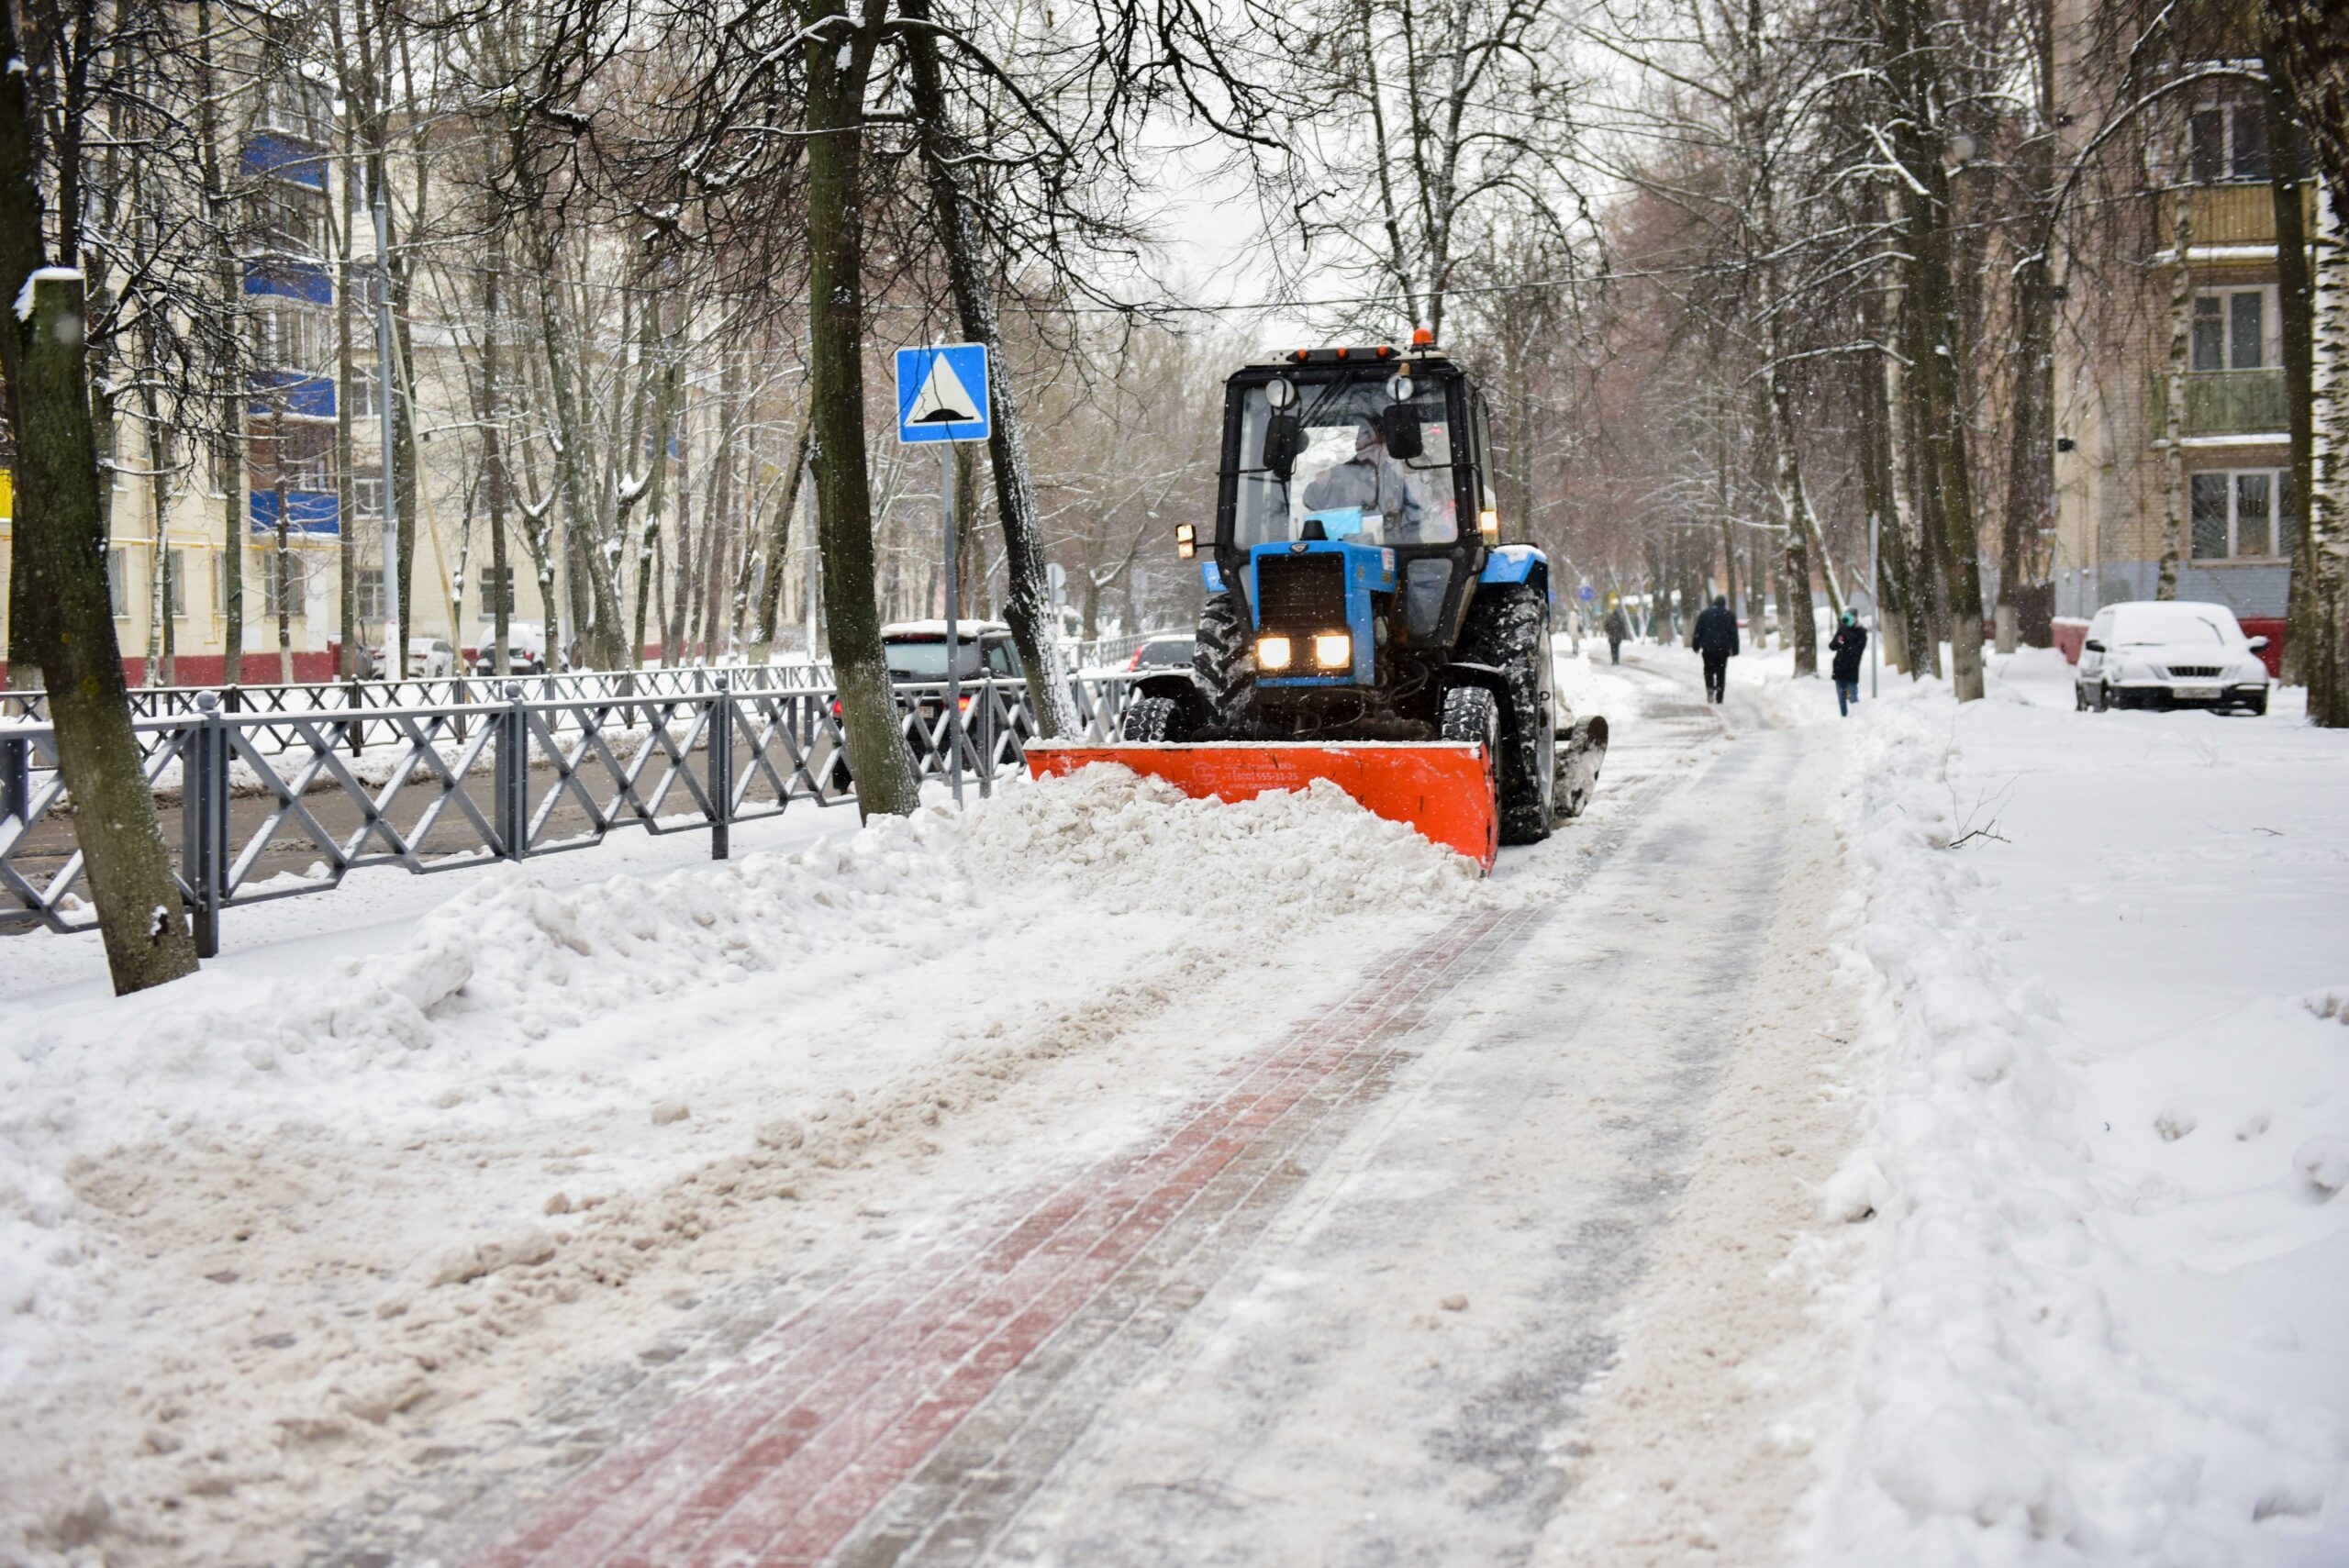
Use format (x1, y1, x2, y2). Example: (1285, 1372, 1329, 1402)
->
(1263, 412, 1301, 479)
(2247, 634, 2269, 651)
(1174, 522, 1197, 560)
(2083, 638, 2105, 652)
(1381, 404, 1423, 461)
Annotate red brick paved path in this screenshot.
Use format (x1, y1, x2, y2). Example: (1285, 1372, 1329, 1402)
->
(464, 905, 1536, 1568)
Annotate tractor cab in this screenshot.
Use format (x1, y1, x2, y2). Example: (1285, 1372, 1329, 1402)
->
(1178, 343, 1537, 735)
(1094, 333, 1601, 861)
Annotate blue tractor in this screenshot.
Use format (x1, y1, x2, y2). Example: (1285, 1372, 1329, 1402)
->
(1120, 339, 1606, 845)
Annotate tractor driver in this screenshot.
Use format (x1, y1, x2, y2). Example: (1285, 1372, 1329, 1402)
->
(1301, 420, 1433, 543)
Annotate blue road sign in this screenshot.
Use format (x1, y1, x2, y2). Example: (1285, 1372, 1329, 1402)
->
(1579, 583, 1597, 602)
(896, 343, 991, 445)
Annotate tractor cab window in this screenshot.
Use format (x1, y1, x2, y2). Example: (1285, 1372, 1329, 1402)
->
(1232, 377, 1457, 550)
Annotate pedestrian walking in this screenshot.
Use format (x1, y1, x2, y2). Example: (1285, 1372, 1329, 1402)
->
(1603, 601, 1630, 665)
(1692, 595, 1738, 703)
(1829, 611, 1867, 717)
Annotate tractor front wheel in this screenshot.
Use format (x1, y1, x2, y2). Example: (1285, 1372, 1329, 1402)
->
(1440, 685, 1501, 846)
(1121, 694, 1186, 742)
(1193, 593, 1252, 734)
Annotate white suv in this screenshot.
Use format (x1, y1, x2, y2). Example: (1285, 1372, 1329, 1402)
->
(2076, 601, 2272, 716)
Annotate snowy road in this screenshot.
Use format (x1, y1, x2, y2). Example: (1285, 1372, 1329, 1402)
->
(255, 654, 1860, 1568)
(5, 650, 1873, 1568)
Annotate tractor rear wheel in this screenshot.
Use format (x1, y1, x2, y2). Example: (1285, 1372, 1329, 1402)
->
(1193, 593, 1252, 734)
(1121, 694, 1185, 741)
(1462, 583, 1556, 845)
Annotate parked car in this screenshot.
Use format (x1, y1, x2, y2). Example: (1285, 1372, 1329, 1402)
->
(406, 637, 459, 678)
(470, 620, 551, 675)
(1126, 633, 1197, 673)
(2076, 600, 2271, 715)
(365, 636, 459, 678)
(830, 622, 1030, 788)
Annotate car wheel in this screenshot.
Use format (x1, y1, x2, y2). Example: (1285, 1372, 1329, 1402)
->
(2093, 682, 2111, 713)
(2245, 692, 2268, 717)
(1121, 694, 1186, 742)
(2075, 684, 2089, 712)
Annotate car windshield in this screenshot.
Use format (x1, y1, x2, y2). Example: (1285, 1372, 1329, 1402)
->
(885, 639, 984, 680)
(1231, 374, 1457, 549)
(2108, 605, 2235, 646)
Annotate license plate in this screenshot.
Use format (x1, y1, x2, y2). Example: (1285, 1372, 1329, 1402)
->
(2175, 685, 2219, 699)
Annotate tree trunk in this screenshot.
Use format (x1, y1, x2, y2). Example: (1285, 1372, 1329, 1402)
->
(899, 0, 1077, 736)
(2157, 184, 2193, 600)
(530, 239, 625, 669)
(273, 411, 294, 683)
(803, 0, 918, 817)
(1, 265, 200, 988)
(2308, 179, 2348, 726)
(2266, 60, 2318, 687)
(195, 0, 243, 690)
(482, 239, 512, 674)
(336, 117, 359, 681)
(1999, 0, 2057, 653)
(751, 413, 813, 658)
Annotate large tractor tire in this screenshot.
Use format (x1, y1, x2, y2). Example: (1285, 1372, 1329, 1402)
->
(1193, 592, 1252, 734)
(1439, 684, 1502, 839)
(1462, 583, 1556, 845)
(1121, 694, 1186, 741)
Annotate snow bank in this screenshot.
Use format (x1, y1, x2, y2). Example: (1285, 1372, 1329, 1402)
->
(0, 767, 1479, 1377)
(1799, 682, 2349, 1562)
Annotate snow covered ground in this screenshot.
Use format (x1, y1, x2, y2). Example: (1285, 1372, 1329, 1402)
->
(1736, 641, 2349, 1564)
(4, 632, 2344, 1568)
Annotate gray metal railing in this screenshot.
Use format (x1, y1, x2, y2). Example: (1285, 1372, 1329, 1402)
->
(0, 661, 834, 732)
(1, 671, 1140, 953)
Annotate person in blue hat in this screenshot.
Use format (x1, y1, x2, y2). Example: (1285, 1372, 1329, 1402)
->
(1829, 610, 1867, 717)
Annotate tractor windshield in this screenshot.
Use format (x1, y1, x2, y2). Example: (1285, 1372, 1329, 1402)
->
(1231, 376, 1457, 550)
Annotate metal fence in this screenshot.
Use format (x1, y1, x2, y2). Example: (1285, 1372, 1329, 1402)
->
(2, 671, 1140, 953)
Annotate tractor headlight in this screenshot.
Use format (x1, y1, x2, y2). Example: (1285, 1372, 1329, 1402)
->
(1257, 635, 1293, 671)
(1313, 632, 1352, 670)
(1478, 507, 1500, 544)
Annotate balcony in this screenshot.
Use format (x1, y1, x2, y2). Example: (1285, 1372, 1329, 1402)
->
(2156, 183, 2317, 250)
(2149, 369, 2289, 441)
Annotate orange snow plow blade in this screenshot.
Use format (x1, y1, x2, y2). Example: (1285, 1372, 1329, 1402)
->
(1025, 740, 1499, 872)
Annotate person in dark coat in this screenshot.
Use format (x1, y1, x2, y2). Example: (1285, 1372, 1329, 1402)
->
(1829, 610, 1867, 716)
(1691, 595, 1739, 703)
(1602, 601, 1630, 665)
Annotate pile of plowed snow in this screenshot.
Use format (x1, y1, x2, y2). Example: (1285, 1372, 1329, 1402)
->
(0, 766, 1479, 1365)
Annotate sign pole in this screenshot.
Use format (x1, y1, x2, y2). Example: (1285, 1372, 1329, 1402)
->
(893, 340, 991, 809)
(942, 441, 963, 807)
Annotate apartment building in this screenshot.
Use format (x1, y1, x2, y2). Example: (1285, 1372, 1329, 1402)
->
(2051, 47, 2304, 652)
(0, 44, 552, 688)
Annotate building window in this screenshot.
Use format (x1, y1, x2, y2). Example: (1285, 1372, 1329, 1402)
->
(254, 299, 333, 374)
(479, 565, 517, 615)
(256, 72, 332, 142)
(358, 567, 385, 621)
(2191, 288, 2273, 372)
(250, 417, 336, 491)
(164, 549, 190, 617)
(353, 473, 385, 519)
(107, 548, 129, 616)
(247, 181, 328, 257)
(261, 550, 310, 617)
(2189, 97, 2269, 183)
(2190, 468, 2290, 560)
